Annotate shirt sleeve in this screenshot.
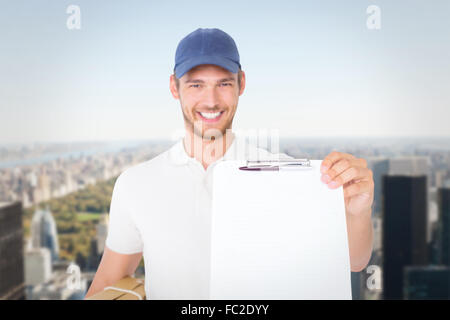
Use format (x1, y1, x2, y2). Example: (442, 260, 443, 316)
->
(105, 172, 144, 254)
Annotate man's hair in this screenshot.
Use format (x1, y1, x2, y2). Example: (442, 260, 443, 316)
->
(173, 67, 243, 90)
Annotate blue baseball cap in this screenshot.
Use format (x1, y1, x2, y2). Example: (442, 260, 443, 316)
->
(174, 28, 241, 79)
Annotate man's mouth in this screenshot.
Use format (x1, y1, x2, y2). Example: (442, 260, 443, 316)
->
(196, 111, 224, 123)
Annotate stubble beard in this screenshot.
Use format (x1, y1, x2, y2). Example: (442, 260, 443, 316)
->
(181, 106, 234, 141)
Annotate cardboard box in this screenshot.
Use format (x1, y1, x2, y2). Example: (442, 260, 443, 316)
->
(86, 276, 146, 300)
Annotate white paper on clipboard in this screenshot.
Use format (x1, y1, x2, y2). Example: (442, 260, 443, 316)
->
(209, 159, 352, 300)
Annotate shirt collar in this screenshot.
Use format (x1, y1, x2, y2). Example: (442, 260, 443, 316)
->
(168, 138, 189, 166)
(169, 134, 249, 166)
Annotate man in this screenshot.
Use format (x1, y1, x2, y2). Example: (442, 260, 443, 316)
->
(85, 28, 374, 299)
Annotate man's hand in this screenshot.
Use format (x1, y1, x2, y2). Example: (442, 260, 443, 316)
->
(320, 151, 374, 218)
(319, 151, 374, 271)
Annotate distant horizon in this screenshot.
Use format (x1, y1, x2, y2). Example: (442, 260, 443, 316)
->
(1, 134, 450, 147)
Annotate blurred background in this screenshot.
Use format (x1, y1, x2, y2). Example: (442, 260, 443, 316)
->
(0, 0, 449, 300)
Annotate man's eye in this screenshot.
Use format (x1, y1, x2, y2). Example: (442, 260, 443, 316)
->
(220, 83, 232, 87)
(190, 84, 200, 88)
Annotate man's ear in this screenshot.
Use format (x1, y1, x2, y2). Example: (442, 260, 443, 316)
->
(239, 70, 246, 96)
(169, 74, 180, 100)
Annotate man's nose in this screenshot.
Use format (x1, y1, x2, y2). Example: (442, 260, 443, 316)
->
(200, 86, 220, 109)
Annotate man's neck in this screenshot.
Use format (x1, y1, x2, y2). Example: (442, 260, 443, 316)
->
(183, 130, 235, 170)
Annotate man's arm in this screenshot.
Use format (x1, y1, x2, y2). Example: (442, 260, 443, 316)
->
(84, 246, 143, 299)
(346, 208, 373, 272)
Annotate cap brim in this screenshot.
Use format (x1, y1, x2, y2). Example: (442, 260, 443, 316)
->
(175, 55, 240, 78)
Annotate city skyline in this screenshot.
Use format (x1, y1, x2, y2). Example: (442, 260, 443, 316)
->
(1, 131, 450, 299)
(2, 133, 450, 147)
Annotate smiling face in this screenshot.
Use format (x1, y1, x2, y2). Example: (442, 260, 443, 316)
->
(170, 64, 245, 139)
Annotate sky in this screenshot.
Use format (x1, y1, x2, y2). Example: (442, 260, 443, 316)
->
(1, 0, 449, 144)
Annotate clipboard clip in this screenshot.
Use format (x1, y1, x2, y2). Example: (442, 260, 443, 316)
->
(239, 158, 312, 171)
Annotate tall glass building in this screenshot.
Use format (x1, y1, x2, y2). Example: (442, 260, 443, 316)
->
(31, 207, 59, 262)
(0, 202, 25, 299)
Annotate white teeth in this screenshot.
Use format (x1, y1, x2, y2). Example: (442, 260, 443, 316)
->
(199, 111, 222, 119)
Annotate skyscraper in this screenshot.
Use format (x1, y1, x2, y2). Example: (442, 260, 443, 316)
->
(438, 188, 450, 265)
(31, 206, 59, 262)
(95, 213, 109, 255)
(388, 157, 429, 177)
(382, 175, 428, 300)
(24, 247, 52, 290)
(404, 266, 450, 299)
(0, 202, 25, 300)
(367, 158, 389, 215)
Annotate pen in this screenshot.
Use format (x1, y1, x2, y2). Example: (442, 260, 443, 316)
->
(239, 166, 311, 171)
(246, 159, 309, 166)
(239, 160, 312, 171)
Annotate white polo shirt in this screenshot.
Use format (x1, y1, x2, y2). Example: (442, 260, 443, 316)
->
(105, 134, 292, 299)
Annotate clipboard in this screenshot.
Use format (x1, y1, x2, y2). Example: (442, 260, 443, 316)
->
(210, 159, 352, 300)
